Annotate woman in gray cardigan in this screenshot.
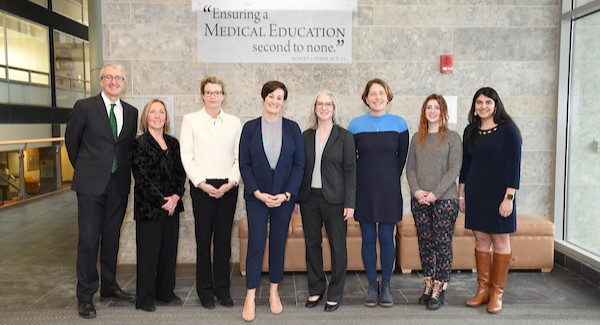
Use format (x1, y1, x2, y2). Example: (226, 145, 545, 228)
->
(406, 94, 462, 310)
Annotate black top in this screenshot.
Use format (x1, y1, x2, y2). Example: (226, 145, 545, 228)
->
(131, 132, 186, 221)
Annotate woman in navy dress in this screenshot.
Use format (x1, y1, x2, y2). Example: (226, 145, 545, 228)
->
(348, 78, 409, 308)
(458, 87, 522, 314)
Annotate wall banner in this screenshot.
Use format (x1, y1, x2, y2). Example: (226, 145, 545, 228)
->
(192, 1, 356, 64)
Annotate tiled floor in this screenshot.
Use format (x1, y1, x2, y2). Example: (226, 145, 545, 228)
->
(1, 191, 600, 324)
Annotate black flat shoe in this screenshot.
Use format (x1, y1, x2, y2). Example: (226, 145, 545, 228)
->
(157, 294, 182, 305)
(101, 289, 135, 301)
(136, 304, 156, 312)
(78, 301, 96, 318)
(305, 294, 324, 308)
(218, 297, 234, 307)
(324, 301, 339, 312)
(201, 298, 216, 309)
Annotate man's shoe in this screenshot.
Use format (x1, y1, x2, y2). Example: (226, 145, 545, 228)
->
(324, 301, 339, 312)
(78, 301, 96, 318)
(305, 294, 323, 308)
(101, 289, 135, 301)
(218, 296, 234, 307)
(201, 298, 216, 309)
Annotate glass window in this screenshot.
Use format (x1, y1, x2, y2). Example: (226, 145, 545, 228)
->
(0, 13, 5, 67)
(28, 0, 48, 7)
(54, 31, 90, 108)
(6, 15, 50, 76)
(53, 0, 89, 26)
(1, 14, 51, 105)
(564, 9, 600, 257)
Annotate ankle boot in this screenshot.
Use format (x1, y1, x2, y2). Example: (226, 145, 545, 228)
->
(426, 280, 447, 310)
(419, 277, 433, 305)
(365, 280, 379, 307)
(379, 280, 393, 307)
(487, 252, 511, 314)
(465, 250, 492, 307)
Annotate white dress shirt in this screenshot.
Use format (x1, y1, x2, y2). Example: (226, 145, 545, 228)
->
(101, 92, 123, 136)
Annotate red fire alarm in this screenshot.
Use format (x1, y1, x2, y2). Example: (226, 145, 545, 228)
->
(440, 54, 454, 74)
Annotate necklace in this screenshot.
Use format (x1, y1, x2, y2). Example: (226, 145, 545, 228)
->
(478, 126, 498, 135)
(369, 114, 387, 132)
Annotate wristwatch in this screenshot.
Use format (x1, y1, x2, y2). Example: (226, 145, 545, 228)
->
(284, 192, 290, 201)
(504, 193, 514, 201)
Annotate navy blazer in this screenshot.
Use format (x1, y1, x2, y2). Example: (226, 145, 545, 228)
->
(65, 94, 138, 196)
(239, 117, 305, 201)
(298, 125, 356, 208)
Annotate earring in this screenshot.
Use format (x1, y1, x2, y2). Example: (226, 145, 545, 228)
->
(474, 112, 477, 117)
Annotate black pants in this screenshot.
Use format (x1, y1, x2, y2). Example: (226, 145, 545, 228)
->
(190, 179, 238, 300)
(300, 189, 347, 302)
(135, 213, 180, 308)
(76, 174, 128, 302)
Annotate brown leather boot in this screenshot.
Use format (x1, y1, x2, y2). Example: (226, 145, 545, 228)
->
(465, 250, 492, 307)
(487, 252, 512, 314)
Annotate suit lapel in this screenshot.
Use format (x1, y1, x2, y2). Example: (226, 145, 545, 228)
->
(306, 129, 317, 171)
(322, 125, 339, 159)
(118, 102, 136, 142)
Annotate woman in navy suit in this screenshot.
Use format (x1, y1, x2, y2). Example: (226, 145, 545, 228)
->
(239, 81, 305, 322)
(298, 90, 356, 312)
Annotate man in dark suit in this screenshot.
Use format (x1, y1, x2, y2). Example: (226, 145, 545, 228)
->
(65, 63, 138, 319)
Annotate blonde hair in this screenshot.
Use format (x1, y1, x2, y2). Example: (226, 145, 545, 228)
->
(200, 75, 227, 105)
(307, 89, 341, 129)
(139, 99, 170, 133)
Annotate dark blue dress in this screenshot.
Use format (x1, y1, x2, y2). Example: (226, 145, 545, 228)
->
(459, 123, 522, 233)
(348, 114, 409, 224)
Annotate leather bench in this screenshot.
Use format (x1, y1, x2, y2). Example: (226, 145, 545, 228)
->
(238, 212, 381, 275)
(395, 214, 554, 274)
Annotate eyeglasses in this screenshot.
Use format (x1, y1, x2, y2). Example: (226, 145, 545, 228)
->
(101, 75, 125, 82)
(315, 101, 334, 108)
(204, 91, 224, 97)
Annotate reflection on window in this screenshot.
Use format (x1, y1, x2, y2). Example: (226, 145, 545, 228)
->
(54, 31, 90, 108)
(0, 13, 5, 66)
(53, 0, 89, 26)
(6, 15, 50, 74)
(0, 14, 51, 105)
(8, 68, 30, 83)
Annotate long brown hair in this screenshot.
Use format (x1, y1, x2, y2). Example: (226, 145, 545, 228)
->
(416, 94, 448, 147)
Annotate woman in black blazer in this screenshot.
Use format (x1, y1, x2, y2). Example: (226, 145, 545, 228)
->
(130, 99, 186, 312)
(298, 90, 356, 312)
